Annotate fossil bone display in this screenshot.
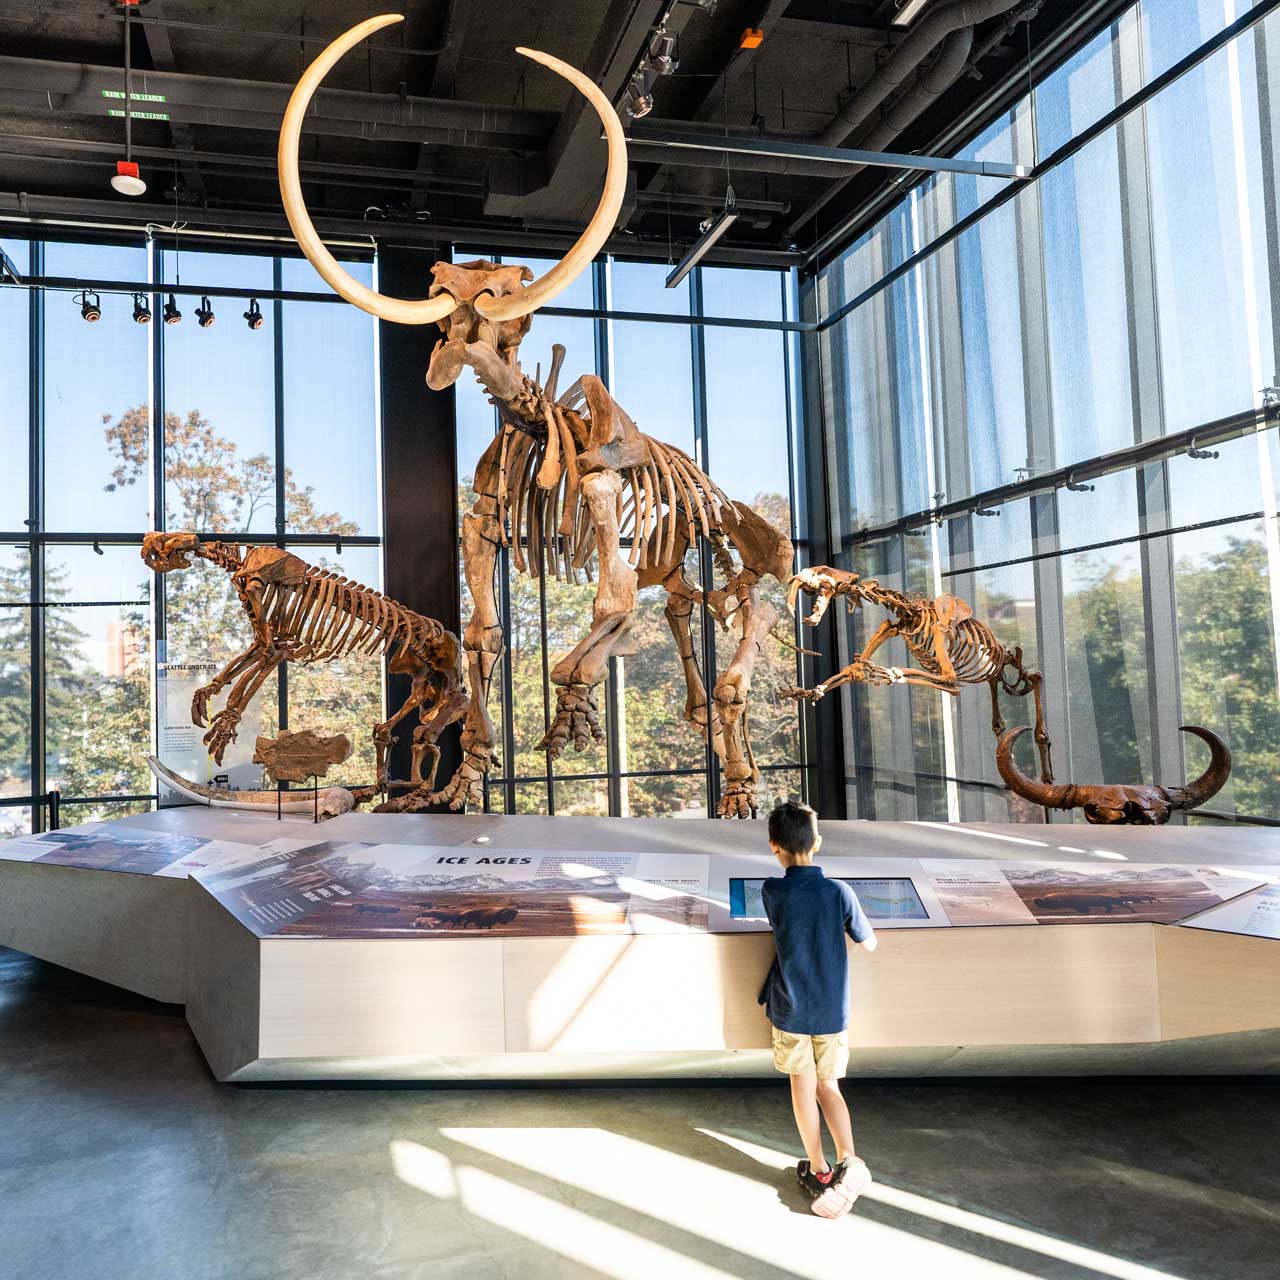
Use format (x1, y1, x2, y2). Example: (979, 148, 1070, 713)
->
(148, 756, 355, 819)
(996, 724, 1231, 824)
(787, 566, 1233, 824)
(786, 565, 1053, 781)
(141, 532, 467, 809)
(278, 16, 795, 818)
(252, 730, 352, 785)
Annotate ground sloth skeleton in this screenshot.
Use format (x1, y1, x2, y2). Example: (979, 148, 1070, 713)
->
(786, 564, 1054, 781)
(141, 532, 466, 805)
(276, 20, 796, 818)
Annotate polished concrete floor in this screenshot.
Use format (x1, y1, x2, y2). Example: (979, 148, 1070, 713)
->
(3, 944, 1277, 1280)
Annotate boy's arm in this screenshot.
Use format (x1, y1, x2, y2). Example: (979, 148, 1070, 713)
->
(844, 890, 878, 951)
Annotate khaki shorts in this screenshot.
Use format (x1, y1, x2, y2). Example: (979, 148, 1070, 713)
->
(771, 1026, 850, 1080)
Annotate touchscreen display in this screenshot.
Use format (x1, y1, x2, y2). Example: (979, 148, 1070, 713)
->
(728, 877, 928, 921)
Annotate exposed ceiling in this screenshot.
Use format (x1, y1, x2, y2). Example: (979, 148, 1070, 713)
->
(0, 0, 1119, 268)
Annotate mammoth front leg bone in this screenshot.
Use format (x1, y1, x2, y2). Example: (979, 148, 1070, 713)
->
(539, 470, 638, 758)
(432, 507, 504, 811)
(712, 587, 777, 819)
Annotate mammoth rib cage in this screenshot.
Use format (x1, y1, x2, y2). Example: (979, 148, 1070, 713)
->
(257, 571, 440, 662)
(496, 435, 731, 582)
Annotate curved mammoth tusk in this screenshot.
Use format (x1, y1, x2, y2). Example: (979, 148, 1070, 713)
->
(278, 15, 458, 326)
(1170, 725, 1232, 809)
(995, 726, 1073, 808)
(473, 46, 628, 323)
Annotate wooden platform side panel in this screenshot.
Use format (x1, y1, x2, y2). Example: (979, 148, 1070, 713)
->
(0, 861, 188, 1003)
(851, 925, 1162, 1048)
(258, 937, 505, 1060)
(1156, 925, 1280, 1040)
(501, 934, 777, 1054)
(185, 885, 263, 1080)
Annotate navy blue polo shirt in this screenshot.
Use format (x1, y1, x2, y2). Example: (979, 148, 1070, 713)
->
(757, 865, 874, 1035)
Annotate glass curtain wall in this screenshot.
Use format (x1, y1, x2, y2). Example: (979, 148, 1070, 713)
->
(812, 0, 1280, 824)
(454, 252, 811, 817)
(0, 236, 380, 835)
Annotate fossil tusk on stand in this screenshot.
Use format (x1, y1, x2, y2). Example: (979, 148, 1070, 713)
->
(148, 756, 355, 818)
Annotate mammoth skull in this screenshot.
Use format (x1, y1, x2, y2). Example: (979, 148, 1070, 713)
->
(277, 14, 627, 329)
(996, 724, 1232, 824)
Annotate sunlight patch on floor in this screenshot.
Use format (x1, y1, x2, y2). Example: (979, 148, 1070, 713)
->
(441, 1126, 1042, 1279)
(703, 1129, 1192, 1280)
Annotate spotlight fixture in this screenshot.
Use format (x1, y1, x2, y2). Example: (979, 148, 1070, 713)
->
(131, 292, 151, 325)
(623, 73, 655, 119)
(243, 298, 264, 330)
(76, 290, 102, 323)
(665, 188, 739, 288)
(647, 32, 678, 75)
(195, 295, 216, 328)
(891, 0, 934, 27)
(162, 293, 182, 325)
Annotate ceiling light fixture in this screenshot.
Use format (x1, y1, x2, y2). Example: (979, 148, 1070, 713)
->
(131, 292, 151, 324)
(195, 295, 216, 328)
(891, 0, 933, 28)
(162, 292, 182, 325)
(243, 298, 264, 330)
(624, 73, 655, 119)
(665, 188, 738, 288)
(76, 290, 102, 323)
(110, 0, 147, 196)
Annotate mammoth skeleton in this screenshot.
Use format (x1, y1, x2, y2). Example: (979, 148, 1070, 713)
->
(278, 16, 794, 817)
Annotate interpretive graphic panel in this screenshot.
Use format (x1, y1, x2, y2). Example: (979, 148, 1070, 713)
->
(194, 842, 713, 939)
(728, 877, 928, 922)
(0, 823, 261, 878)
(997, 862, 1262, 925)
(157, 659, 264, 795)
(921, 862, 1036, 926)
(1181, 881, 1280, 939)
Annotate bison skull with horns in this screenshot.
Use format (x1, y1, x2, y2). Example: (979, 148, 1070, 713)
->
(997, 724, 1231, 824)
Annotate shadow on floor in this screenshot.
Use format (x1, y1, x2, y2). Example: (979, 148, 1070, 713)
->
(3, 946, 1278, 1280)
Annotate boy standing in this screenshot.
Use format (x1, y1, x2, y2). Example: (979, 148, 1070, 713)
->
(758, 800, 877, 1219)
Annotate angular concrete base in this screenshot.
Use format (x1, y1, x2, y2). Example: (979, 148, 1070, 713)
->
(186, 886, 1280, 1081)
(0, 859, 188, 1004)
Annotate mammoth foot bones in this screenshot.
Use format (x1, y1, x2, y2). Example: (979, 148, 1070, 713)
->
(538, 683, 605, 759)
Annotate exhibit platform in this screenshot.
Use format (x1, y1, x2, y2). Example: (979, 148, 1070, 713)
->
(2, 807, 1278, 1081)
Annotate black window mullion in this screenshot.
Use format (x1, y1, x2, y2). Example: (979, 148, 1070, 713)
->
(689, 267, 719, 819)
(273, 257, 288, 739)
(28, 240, 45, 831)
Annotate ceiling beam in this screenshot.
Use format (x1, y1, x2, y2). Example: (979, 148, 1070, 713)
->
(773, 17, 897, 45)
(0, 55, 555, 149)
(0, 190, 803, 268)
(483, 0, 670, 223)
(692, 0, 793, 125)
(138, 0, 205, 202)
(407, 0, 474, 213)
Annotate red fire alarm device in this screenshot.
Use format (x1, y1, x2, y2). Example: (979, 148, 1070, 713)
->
(740, 28, 764, 49)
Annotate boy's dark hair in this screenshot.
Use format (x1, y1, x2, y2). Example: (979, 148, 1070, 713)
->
(768, 800, 819, 856)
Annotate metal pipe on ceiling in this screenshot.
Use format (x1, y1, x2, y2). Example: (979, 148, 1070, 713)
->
(812, 0, 1026, 147)
(0, 55, 555, 149)
(0, 193, 803, 267)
